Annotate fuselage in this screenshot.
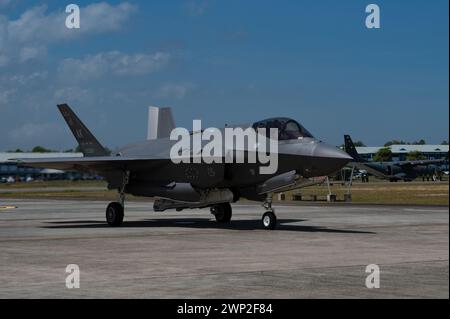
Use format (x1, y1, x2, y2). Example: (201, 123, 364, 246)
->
(355, 161, 445, 181)
(110, 117, 351, 200)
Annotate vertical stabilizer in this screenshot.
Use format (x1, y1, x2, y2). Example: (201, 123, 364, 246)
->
(147, 106, 175, 140)
(57, 104, 109, 157)
(344, 135, 366, 162)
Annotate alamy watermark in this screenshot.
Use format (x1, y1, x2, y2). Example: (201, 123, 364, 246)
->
(65, 264, 80, 289)
(64, 3, 380, 31)
(169, 121, 279, 175)
(365, 264, 380, 289)
(365, 4, 381, 29)
(65, 4, 80, 29)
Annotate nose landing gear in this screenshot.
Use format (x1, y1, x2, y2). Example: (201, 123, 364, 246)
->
(262, 194, 277, 230)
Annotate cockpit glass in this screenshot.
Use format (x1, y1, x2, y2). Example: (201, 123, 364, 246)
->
(252, 118, 313, 140)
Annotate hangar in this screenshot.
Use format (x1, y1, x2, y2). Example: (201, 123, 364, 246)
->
(0, 152, 83, 182)
(355, 144, 449, 162)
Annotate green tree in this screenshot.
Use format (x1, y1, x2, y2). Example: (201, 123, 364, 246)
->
(412, 139, 426, 145)
(32, 146, 52, 153)
(72, 145, 111, 154)
(441, 140, 449, 145)
(373, 147, 392, 162)
(340, 140, 366, 148)
(104, 147, 112, 155)
(384, 140, 409, 147)
(406, 151, 426, 161)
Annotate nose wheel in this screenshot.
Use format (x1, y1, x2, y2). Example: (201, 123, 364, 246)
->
(262, 193, 277, 230)
(262, 211, 277, 230)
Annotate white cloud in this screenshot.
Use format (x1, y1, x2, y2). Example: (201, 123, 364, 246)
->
(0, 88, 14, 105)
(226, 29, 250, 41)
(53, 86, 93, 105)
(19, 46, 47, 62)
(0, 2, 137, 67)
(8, 122, 65, 146)
(58, 51, 170, 81)
(0, 0, 11, 8)
(112, 52, 170, 75)
(0, 54, 8, 66)
(8, 71, 48, 85)
(79, 2, 137, 34)
(184, 0, 212, 16)
(8, 3, 136, 44)
(0, 15, 7, 53)
(155, 83, 195, 100)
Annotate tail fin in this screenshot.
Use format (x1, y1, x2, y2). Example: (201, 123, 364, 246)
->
(147, 106, 175, 140)
(344, 134, 365, 162)
(57, 104, 109, 157)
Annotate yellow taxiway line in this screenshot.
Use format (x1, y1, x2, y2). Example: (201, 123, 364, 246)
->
(0, 206, 17, 210)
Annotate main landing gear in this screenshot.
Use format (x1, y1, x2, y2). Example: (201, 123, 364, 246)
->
(106, 202, 124, 226)
(262, 194, 277, 230)
(210, 194, 277, 230)
(106, 171, 129, 227)
(210, 202, 232, 223)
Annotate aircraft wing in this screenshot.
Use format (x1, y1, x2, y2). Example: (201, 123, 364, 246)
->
(14, 156, 167, 173)
(350, 162, 387, 179)
(397, 159, 446, 168)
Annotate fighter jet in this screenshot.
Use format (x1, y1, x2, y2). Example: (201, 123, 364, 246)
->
(344, 135, 447, 182)
(16, 104, 352, 230)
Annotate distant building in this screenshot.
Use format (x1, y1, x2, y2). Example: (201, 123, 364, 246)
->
(0, 152, 84, 181)
(356, 145, 449, 162)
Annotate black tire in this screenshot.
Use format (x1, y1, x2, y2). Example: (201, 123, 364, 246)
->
(212, 203, 232, 223)
(106, 202, 124, 226)
(262, 211, 277, 230)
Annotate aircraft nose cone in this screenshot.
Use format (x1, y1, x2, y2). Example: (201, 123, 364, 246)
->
(305, 143, 353, 176)
(313, 143, 353, 162)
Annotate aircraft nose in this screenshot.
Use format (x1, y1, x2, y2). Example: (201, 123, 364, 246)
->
(313, 143, 353, 162)
(305, 143, 353, 176)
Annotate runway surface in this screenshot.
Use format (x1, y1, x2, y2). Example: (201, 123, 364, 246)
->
(0, 199, 448, 298)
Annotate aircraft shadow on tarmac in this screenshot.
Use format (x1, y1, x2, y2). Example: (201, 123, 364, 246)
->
(42, 218, 374, 234)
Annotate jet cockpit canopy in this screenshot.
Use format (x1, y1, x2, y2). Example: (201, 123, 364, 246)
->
(252, 117, 314, 140)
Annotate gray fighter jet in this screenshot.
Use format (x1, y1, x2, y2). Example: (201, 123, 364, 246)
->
(344, 135, 447, 182)
(17, 104, 352, 229)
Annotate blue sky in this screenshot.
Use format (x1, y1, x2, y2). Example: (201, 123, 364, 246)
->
(0, 0, 448, 151)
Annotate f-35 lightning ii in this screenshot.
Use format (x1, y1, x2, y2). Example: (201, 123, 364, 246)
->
(17, 104, 352, 230)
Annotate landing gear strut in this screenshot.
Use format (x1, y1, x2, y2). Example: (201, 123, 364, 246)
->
(106, 171, 129, 227)
(211, 203, 232, 223)
(262, 194, 277, 230)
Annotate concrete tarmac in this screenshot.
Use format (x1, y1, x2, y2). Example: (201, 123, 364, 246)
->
(0, 199, 448, 298)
